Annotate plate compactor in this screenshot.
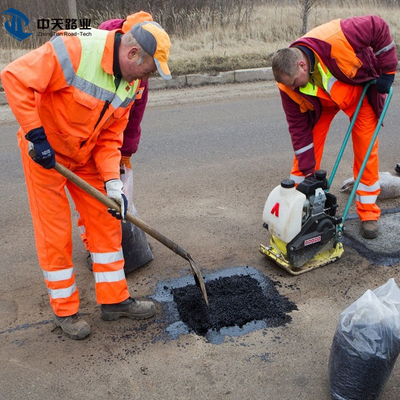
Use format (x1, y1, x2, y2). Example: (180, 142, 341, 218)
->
(260, 82, 393, 275)
(260, 171, 344, 275)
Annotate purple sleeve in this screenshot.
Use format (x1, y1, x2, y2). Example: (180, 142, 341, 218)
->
(120, 80, 149, 156)
(99, 18, 149, 157)
(280, 90, 319, 176)
(341, 15, 398, 74)
(98, 19, 124, 30)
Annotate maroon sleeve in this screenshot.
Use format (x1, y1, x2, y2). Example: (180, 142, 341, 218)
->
(279, 90, 319, 176)
(98, 19, 125, 30)
(120, 81, 149, 156)
(99, 18, 148, 157)
(341, 15, 398, 74)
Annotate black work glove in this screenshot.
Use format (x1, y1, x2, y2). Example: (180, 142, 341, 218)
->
(376, 73, 395, 94)
(25, 127, 55, 169)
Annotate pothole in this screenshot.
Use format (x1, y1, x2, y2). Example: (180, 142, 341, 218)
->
(151, 266, 298, 344)
(343, 208, 400, 266)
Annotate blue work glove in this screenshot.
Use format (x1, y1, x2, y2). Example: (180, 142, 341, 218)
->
(25, 127, 55, 169)
(376, 73, 394, 94)
(105, 179, 128, 222)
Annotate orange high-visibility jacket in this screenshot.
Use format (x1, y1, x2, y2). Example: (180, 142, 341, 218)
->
(1, 28, 139, 182)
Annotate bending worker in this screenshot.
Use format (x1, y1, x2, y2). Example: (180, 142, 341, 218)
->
(272, 15, 397, 239)
(1, 21, 171, 340)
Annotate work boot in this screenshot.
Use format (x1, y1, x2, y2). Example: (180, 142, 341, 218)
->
(395, 163, 400, 175)
(361, 220, 379, 239)
(53, 313, 91, 340)
(101, 297, 155, 321)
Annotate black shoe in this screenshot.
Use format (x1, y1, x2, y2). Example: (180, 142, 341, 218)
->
(101, 297, 155, 321)
(53, 313, 91, 340)
(395, 164, 400, 175)
(361, 220, 379, 239)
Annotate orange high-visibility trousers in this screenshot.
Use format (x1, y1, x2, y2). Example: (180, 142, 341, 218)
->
(18, 130, 129, 317)
(291, 84, 380, 222)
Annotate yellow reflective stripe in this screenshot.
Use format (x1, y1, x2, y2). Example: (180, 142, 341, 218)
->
(42, 268, 74, 282)
(93, 269, 126, 283)
(77, 29, 116, 93)
(78, 29, 139, 105)
(300, 81, 317, 96)
(52, 30, 138, 106)
(91, 249, 124, 264)
(48, 283, 77, 299)
(300, 61, 336, 96)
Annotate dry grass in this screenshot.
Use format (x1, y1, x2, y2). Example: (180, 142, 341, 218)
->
(169, 4, 400, 74)
(1, 3, 400, 78)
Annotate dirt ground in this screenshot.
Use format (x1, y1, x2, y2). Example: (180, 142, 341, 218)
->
(1, 81, 400, 400)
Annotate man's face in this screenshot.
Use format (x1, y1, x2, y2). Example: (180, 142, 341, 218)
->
(121, 47, 157, 83)
(280, 59, 309, 90)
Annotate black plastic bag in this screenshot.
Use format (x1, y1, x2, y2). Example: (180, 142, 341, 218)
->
(121, 166, 154, 274)
(329, 278, 400, 400)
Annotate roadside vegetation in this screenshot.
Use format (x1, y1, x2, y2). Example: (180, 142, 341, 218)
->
(0, 0, 399, 80)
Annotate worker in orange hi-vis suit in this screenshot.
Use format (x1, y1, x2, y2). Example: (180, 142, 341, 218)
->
(1, 21, 171, 340)
(272, 15, 397, 240)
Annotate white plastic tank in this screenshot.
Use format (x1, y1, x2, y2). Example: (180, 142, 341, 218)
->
(262, 179, 307, 243)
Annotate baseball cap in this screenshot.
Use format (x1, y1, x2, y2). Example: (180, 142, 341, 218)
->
(131, 21, 171, 80)
(122, 11, 153, 33)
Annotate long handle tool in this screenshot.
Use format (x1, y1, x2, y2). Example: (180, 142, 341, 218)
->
(327, 81, 393, 234)
(31, 154, 209, 305)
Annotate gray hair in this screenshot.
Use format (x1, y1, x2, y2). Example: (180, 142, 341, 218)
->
(271, 48, 301, 83)
(121, 31, 148, 65)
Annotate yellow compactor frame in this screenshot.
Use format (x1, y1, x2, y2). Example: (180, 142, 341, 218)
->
(260, 235, 344, 275)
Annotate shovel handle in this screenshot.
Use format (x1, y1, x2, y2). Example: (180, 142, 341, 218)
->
(55, 162, 209, 305)
(28, 148, 209, 305)
(54, 162, 191, 261)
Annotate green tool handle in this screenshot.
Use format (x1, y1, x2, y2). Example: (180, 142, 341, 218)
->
(339, 86, 393, 229)
(327, 81, 374, 189)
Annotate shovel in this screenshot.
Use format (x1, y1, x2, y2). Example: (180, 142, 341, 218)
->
(29, 148, 208, 305)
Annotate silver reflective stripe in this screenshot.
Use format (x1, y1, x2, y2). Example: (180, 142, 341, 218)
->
(42, 267, 74, 282)
(51, 36, 75, 85)
(294, 142, 314, 155)
(375, 41, 395, 56)
(290, 174, 305, 184)
(93, 269, 126, 283)
(327, 76, 338, 94)
(47, 283, 77, 299)
(78, 225, 86, 235)
(51, 35, 119, 103)
(119, 96, 135, 109)
(73, 75, 115, 103)
(356, 194, 378, 204)
(91, 249, 124, 264)
(357, 181, 380, 192)
(51, 32, 138, 109)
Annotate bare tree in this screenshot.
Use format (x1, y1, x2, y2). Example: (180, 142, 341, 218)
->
(298, 0, 319, 35)
(67, 0, 78, 21)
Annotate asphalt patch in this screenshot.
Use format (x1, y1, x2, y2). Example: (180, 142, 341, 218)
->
(343, 208, 400, 266)
(151, 266, 298, 344)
